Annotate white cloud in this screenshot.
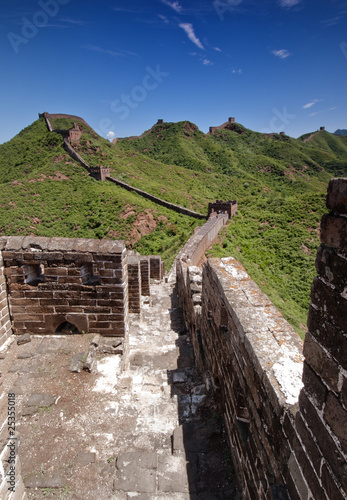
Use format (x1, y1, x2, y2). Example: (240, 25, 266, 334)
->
(107, 131, 115, 141)
(83, 44, 137, 58)
(272, 49, 291, 59)
(161, 0, 183, 13)
(158, 14, 169, 23)
(303, 99, 323, 109)
(214, 47, 222, 52)
(203, 59, 214, 66)
(179, 23, 204, 49)
(279, 0, 301, 7)
(232, 68, 242, 74)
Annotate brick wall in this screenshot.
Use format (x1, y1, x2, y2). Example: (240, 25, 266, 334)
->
(140, 257, 150, 296)
(150, 256, 163, 280)
(176, 177, 347, 499)
(128, 256, 141, 313)
(1, 236, 128, 344)
(107, 177, 207, 220)
(199, 257, 304, 499)
(289, 178, 347, 500)
(0, 250, 12, 347)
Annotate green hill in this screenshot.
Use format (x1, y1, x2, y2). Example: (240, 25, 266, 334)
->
(1, 116, 346, 338)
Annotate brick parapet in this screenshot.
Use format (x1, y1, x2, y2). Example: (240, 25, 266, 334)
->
(291, 177, 347, 500)
(0, 249, 12, 347)
(139, 257, 150, 296)
(128, 256, 141, 313)
(149, 256, 162, 280)
(199, 257, 304, 498)
(1, 237, 129, 346)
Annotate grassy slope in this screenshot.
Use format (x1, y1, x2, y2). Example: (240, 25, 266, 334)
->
(0, 119, 202, 269)
(1, 117, 346, 338)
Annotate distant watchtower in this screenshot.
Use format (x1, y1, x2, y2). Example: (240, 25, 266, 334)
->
(208, 200, 238, 218)
(320, 126, 325, 131)
(157, 119, 164, 124)
(228, 117, 235, 123)
(69, 123, 82, 143)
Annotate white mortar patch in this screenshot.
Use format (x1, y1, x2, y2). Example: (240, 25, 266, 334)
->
(272, 354, 304, 406)
(92, 356, 121, 394)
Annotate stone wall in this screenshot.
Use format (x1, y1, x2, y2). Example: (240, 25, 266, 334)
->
(176, 177, 347, 499)
(1, 236, 128, 344)
(107, 177, 207, 220)
(289, 177, 347, 500)
(128, 256, 141, 314)
(140, 257, 150, 296)
(0, 251, 12, 347)
(209, 117, 235, 134)
(199, 257, 304, 499)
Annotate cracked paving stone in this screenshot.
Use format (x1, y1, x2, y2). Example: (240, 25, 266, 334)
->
(113, 452, 157, 493)
(75, 451, 96, 466)
(27, 393, 56, 407)
(24, 473, 66, 489)
(157, 455, 190, 493)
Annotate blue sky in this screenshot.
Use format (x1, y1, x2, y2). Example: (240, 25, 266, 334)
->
(1, 0, 346, 143)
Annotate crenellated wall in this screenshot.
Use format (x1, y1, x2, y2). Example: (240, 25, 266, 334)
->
(1, 236, 129, 344)
(177, 254, 304, 499)
(176, 177, 347, 500)
(0, 250, 12, 347)
(107, 177, 207, 220)
(289, 177, 347, 500)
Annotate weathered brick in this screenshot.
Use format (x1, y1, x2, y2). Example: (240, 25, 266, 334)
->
(299, 391, 347, 492)
(307, 305, 347, 370)
(326, 178, 347, 215)
(324, 392, 347, 449)
(320, 213, 347, 251)
(310, 277, 347, 334)
(292, 433, 325, 500)
(303, 331, 340, 392)
(295, 412, 322, 475)
(321, 463, 346, 500)
(302, 362, 327, 410)
(315, 245, 347, 292)
(342, 376, 347, 410)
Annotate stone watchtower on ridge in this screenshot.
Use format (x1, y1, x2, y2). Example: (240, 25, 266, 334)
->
(69, 123, 82, 143)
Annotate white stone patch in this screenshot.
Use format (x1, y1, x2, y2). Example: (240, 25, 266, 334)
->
(92, 356, 121, 394)
(221, 258, 249, 281)
(272, 354, 304, 405)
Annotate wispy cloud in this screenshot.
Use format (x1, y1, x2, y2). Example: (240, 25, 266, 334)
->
(59, 17, 88, 26)
(303, 99, 322, 109)
(161, 0, 183, 13)
(112, 6, 143, 13)
(322, 14, 346, 27)
(214, 47, 222, 52)
(232, 68, 243, 74)
(203, 59, 214, 66)
(158, 14, 169, 23)
(179, 23, 204, 49)
(309, 106, 337, 117)
(279, 0, 301, 7)
(83, 44, 138, 58)
(272, 49, 291, 59)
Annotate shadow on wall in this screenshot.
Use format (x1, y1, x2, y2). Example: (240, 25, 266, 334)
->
(167, 284, 241, 498)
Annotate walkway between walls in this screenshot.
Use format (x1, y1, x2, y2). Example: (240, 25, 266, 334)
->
(0, 282, 239, 499)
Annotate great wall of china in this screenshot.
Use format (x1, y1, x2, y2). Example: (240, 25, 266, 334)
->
(0, 113, 345, 499)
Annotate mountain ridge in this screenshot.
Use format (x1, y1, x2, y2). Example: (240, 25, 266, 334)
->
(1, 114, 346, 338)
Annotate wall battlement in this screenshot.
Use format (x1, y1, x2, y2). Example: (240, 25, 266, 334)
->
(176, 177, 347, 500)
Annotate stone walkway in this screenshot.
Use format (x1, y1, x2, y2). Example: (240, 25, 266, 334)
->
(1, 282, 239, 499)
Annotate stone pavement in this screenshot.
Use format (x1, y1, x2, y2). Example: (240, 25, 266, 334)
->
(1, 281, 239, 499)
(112, 281, 240, 499)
